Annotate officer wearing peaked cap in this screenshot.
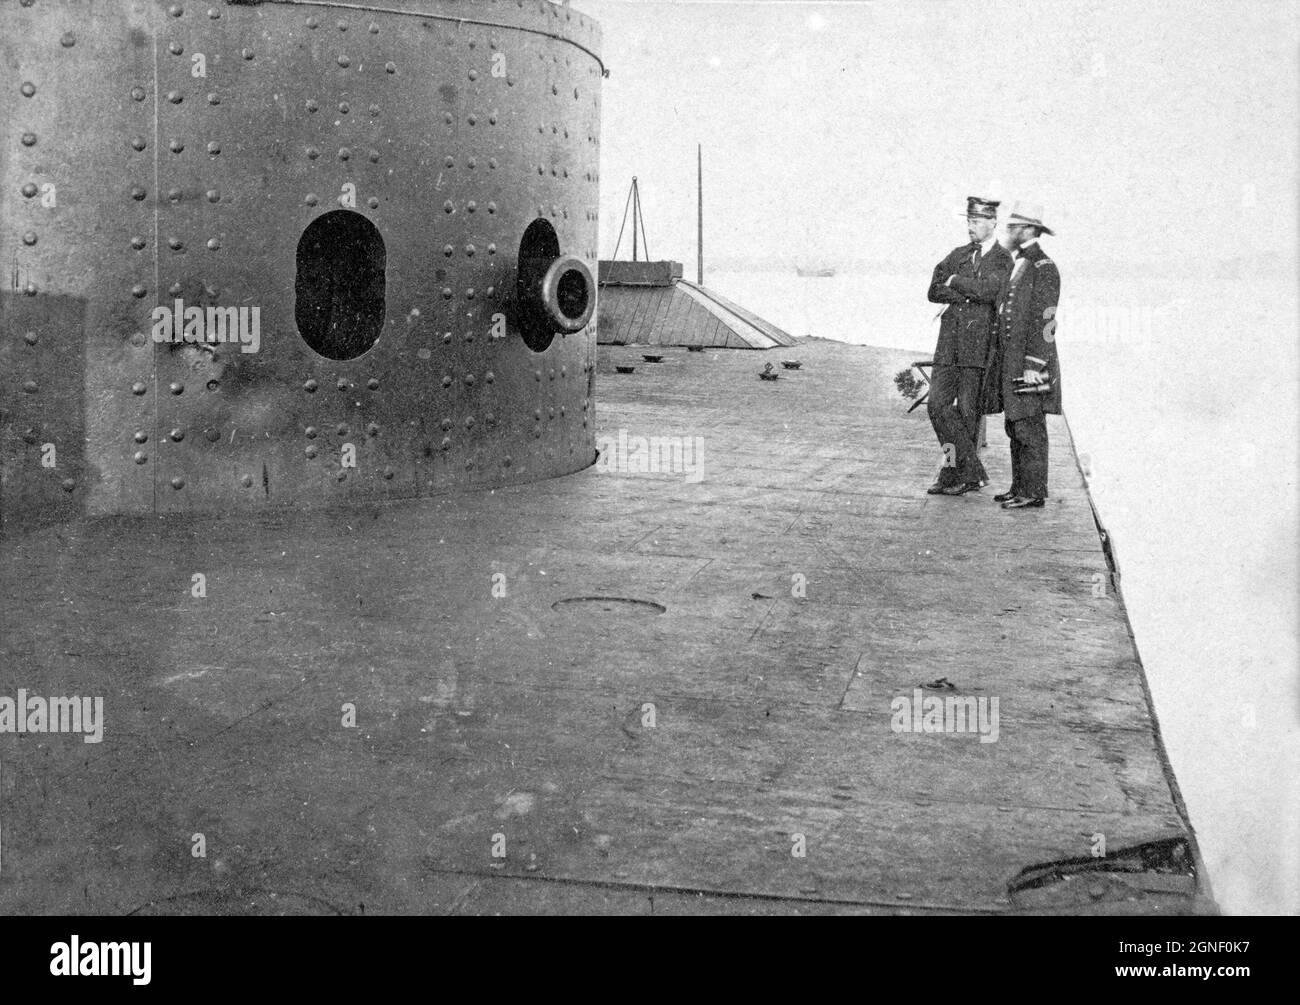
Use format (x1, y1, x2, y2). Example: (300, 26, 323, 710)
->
(987, 202, 1063, 509)
(925, 196, 1014, 496)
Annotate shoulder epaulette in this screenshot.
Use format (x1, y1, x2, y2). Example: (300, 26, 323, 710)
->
(1034, 258, 1055, 269)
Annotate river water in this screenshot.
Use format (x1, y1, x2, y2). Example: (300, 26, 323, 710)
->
(705, 268, 1299, 915)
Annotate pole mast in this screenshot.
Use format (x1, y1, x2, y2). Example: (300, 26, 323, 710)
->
(697, 144, 703, 284)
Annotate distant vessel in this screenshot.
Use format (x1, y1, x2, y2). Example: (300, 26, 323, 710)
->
(796, 265, 836, 277)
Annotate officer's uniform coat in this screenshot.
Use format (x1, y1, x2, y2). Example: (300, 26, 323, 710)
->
(987, 241, 1062, 421)
(927, 242, 1014, 367)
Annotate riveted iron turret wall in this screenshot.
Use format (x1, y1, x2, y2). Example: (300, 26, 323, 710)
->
(0, 0, 602, 532)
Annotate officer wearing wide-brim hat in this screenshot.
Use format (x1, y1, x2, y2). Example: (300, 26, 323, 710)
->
(986, 202, 1063, 509)
(925, 196, 1014, 495)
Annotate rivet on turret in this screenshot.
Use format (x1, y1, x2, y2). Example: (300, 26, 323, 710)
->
(443, 200, 454, 213)
(130, 236, 146, 251)
(385, 62, 396, 74)
(208, 7, 221, 18)
(169, 382, 184, 395)
(242, 48, 254, 60)
(23, 331, 38, 345)
(338, 101, 350, 114)
(133, 451, 148, 465)
(170, 139, 184, 153)
(468, 69, 478, 81)
(306, 99, 319, 112)
(306, 146, 320, 159)
(369, 104, 381, 117)
(168, 188, 183, 202)
(134, 431, 148, 444)
(367, 423, 379, 437)
(169, 42, 184, 55)
(367, 197, 379, 209)
(168, 237, 183, 250)
(167, 91, 183, 104)
(367, 378, 380, 390)
(441, 376, 452, 388)
(305, 193, 318, 205)
(130, 185, 147, 201)
(22, 380, 38, 394)
(207, 141, 221, 155)
(168, 282, 183, 296)
(61, 32, 76, 47)
(167, 4, 183, 17)
(465, 244, 476, 257)
(241, 474, 253, 487)
(62, 479, 76, 492)
(368, 22, 379, 34)
(442, 332, 453, 344)
(206, 238, 220, 250)
(206, 189, 220, 203)
(337, 55, 350, 67)
(335, 423, 348, 436)
(170, 428, 185, 442)
(131, 86, 146, 101)
(336, 378, 348, 391)
(22, 231, 37, 246)
(304, 379, 318, 392)
(131, 135, 147, 151)
(487, 243, 496, 255)
(20, 82, 36, 98)
(307, 16, 319, 28)
(207, 92, 220, 105)
(382, 466, 394, 479)
(440, 437, 451, 451)
(131, 382, 147, 395)
(171, 476, 185, 490)
(337, 19, 347, 31)
(131, 284, 148, 298)
(368, 149, 379, 163)
(443, 111, 453, 124)
(21, 182, 38, 198)
(21, 132, 37, 147)
(306, 444, 319, 457)
(338, 147, 351, 161)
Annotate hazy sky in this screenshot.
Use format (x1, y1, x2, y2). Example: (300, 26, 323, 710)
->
(577, 0, 1298, 275)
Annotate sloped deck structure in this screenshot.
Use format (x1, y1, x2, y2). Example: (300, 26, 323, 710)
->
(0, 341, 1209, 914)
(597, 260, 798, 349)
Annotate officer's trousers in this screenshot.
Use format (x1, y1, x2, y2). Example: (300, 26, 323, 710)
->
(927, 364, 988, 486)
(1004, 413, 1049, 499)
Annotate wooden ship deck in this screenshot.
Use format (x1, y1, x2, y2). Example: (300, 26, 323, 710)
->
(0, 340, 1210, 914)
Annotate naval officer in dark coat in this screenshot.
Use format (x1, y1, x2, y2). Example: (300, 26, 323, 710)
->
(924, 197, 1014, 495)
(987, 202, 1063, 509)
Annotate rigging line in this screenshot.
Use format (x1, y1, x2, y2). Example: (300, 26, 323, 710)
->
(610, 179, 635, 261)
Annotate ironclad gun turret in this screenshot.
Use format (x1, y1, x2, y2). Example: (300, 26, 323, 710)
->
(1, 0, 603, 533)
